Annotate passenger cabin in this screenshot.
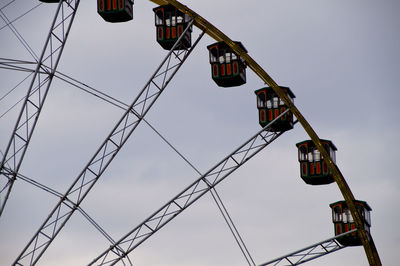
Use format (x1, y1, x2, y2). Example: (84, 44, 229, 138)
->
(330, 200, 372, 246)
(153, 4, 192, 50)
(207, 41, 247, 87)
(296, 139, 337, 185)
(255, 86, 295, 131)
(97, 0, 133, 23)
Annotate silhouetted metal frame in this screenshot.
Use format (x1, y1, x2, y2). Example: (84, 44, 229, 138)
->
(150, 0, 381, 265)
(1, 165, 133, 264)
(1, 58, 256, 265)
(13, 20, 202, 266)
(3, 1, 381, 265)
(259, 229, 358, 266)
(0, 0, 81, 217)
(89, 111, 293, 266)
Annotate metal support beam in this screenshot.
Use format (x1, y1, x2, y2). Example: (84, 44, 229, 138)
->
(152, 1, 382, 265)
(89, 111, 293, 266)
(2, 58, 255, 266)
(0, 58, 38, 73)
(2, 166, 133, 264)
(13, 22, 203, 266)
(259, 230, 357, 266)
(0, 0, 81, 217)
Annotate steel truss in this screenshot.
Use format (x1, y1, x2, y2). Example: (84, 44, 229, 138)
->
(1, 1, 381, 266)
(0, 58, 38, 73)
(1, 165, 130, 263)
(1, 56, 257, 266)
(13, 21, 203, 266)
(1, 56, 255, 265)
(89, 110, 294, 266)
(157, 1, 381, 264)
(0, 0, 81, 217)
(259, 229, 357, 266)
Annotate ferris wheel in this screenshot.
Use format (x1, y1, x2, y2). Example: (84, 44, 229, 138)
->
(0, 0, 382, 265)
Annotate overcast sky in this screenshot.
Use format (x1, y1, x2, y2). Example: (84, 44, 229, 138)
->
(1, 0, 399, 265)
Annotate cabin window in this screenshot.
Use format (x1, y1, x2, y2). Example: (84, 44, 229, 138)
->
(343, 209, 348, 223)
(349, 211, 354, 223)
(330, 149, 336, 163)
(343, 209, 354, 223)
(257, 93, 266, 108)
(321, 144, 329, 159)
(155, 10, 163, 25)
(266, 99, 272, 108)
(272, 96, 279, 108)
(184, 14, 190, 23)
(177, 15, 183, 23)
(217, 48, 225, 63)
(165, 11, 177, 26)
(298, 146, 307, 161)
(216, 49, 233, 64)
(308, 151, 314, 163)
(333, 206, 342, 222)
(365, 208, 371, 225)
(308, 151, 313, 162)
(226, 53, 231, 63)
(209, 47, 218, 63)
(165, 18, 171, 26)
(313, 149, 321, 162)
(356, 204, 364, 218)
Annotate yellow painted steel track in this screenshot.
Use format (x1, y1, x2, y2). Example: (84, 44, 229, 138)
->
(150, 0, 382, 265)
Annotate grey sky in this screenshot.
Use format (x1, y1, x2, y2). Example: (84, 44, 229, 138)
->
(1, 0, 399, 265)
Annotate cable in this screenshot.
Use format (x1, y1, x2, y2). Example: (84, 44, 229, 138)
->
(2, 166, 133, 265)
(209, 188, 255, 266)
(0, 74, 47, 120)
(0, 73, 34, 119)
(0, 150, 13, 194)
(0, 0, 17, 11)
(2, 64, 256, 265)
(51, 70, 256, 265)
(0, 59, 37, 117)
(0, 9, 39, 62)
(0, 2, 42, 32)
(142, 114, 255, 265)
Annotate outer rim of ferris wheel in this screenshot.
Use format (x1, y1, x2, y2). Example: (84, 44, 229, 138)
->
(1, 1, 381, 265)
(150, 0, 382, 264)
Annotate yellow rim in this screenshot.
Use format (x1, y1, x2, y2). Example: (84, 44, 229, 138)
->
(149, 0, 381, 264)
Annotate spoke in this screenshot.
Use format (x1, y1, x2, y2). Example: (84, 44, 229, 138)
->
(258, 230, 357, 266)
(2, 55, 255, 265)
(0, 0, 81, 217)
(14, 23, 203, 266)
(8, 166, 135, 264)
(0, 2, 43, 32)
(3, 166, 134, 264)
(90, 112, 294, 266)
(0, 9, 39, 61)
